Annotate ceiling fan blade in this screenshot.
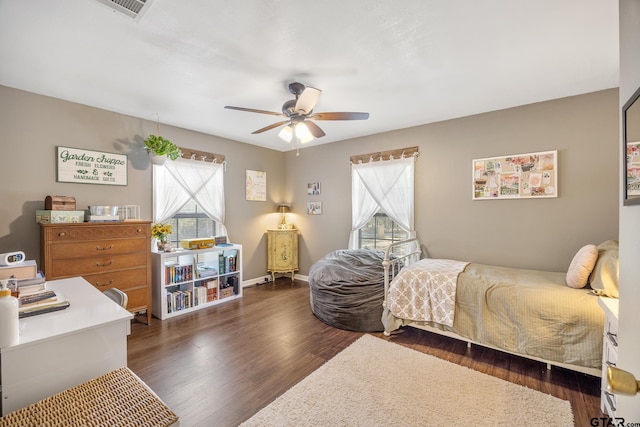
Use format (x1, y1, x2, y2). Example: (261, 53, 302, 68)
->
(308, 112, 369, 120)
(225, 106, 285, 117)
(294, 87, 322, 115)
(305, 120, 326, 138)
(251, 120, 291, 134)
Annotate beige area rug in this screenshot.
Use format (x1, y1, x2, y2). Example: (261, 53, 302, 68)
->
(241, 334, 573, 427)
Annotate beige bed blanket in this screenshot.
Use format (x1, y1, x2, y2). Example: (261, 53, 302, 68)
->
(383, 262, 604, 370)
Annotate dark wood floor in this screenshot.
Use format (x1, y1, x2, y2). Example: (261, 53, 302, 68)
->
(127, 279, 604, 427)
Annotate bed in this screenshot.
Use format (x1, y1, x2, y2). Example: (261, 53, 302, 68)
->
(382, 238, 619, 377)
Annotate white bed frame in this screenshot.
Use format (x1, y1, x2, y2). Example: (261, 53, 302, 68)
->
(382, 238, 601, 377)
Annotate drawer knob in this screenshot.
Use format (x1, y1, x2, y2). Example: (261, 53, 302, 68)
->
(95, 245, 113, 251)
(136, 228, 143, 233)
(58, 232, 66, 237)
(95, 280, 113, 287)
(96, 261, 113, 267)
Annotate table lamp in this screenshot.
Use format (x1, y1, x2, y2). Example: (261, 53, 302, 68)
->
(278, 204, 290, 229)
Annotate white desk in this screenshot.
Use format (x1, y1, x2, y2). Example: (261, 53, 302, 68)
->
(0, 277, 133, 415)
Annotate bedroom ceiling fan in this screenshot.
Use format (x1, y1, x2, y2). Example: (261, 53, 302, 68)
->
(224, 82, 369, 144)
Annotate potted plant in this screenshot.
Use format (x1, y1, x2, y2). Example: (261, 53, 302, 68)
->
(144, 134, 181, 165)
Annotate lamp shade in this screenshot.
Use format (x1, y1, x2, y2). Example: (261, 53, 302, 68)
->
(278, 204, 290, 213)
(278, 124, 294, 143)
(295, 122, 314, 143)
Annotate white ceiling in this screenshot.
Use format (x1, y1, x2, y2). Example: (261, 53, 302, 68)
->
(0, 0, 619, 152)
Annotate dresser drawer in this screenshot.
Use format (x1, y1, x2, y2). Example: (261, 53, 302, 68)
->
(82, 268, 148, 291)
(44, 224, 149, 242)
(49, 253, 148, 278)
(122, 286, 150, 313)
(49, 239, 148, 260)
(83, 269, 149, 312)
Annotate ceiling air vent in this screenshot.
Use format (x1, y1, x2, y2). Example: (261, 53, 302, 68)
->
(94, 0, 154, 20)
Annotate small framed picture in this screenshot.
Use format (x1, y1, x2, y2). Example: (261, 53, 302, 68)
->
(307, 202, 322, 215)
(307, 182, 321, 195)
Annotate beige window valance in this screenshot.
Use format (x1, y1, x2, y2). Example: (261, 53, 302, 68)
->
(349, 146, 419, 164)
(178, 146, 225, 164)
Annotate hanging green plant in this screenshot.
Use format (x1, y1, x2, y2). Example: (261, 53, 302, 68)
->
(144, 135, 182, 160)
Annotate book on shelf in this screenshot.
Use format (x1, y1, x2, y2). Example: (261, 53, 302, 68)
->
(196, 263, 218, 278)
(218, 252, 225, 274)
(165, 262, 193, 284)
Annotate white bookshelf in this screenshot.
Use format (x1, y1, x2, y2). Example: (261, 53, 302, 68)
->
(151, 245, 242, 320)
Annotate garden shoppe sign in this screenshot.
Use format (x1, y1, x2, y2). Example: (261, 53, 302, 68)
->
(56, 146, 128, 186)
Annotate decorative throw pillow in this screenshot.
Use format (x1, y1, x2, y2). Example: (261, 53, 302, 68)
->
(589, 240, 619, 298)
(565, 244, 598, 289)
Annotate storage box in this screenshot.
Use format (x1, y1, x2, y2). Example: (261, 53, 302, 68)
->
(180, 237, 215, 250)
(44, 195, 76, 211)
(36, 210, 85, 224)
(220, 287, 234, 299)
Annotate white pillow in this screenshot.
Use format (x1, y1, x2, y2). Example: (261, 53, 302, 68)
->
(566, 244, 598, 289)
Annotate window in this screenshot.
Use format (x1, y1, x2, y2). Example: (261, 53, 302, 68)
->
(166, 200, 220, 247)
(152, 157, 227, 244)
(359, 212, 409, 254)
(349, 154, 416, 252)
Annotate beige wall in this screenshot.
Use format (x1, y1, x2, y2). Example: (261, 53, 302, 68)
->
(287, 89, 619, 274)
(0, 85, 619, 283)
(0, 85, 285, 282)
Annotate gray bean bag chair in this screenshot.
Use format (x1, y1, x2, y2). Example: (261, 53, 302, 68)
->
(309, 249, 391, 332)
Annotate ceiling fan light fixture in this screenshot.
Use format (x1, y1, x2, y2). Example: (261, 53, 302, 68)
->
(278, 124, 294, 143)
(295, 122, 313, 143)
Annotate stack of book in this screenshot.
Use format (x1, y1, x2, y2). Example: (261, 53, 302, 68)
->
(18, 289, 70, 318)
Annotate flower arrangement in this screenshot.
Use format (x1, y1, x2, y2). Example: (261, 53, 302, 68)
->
(151, 223, 172, 240)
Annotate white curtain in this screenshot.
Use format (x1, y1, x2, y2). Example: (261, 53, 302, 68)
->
(153, 158, 227, 236)
(348, 156, 416, 249)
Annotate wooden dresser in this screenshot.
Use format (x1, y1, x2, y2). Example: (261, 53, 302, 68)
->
(40, 221, 152, 324)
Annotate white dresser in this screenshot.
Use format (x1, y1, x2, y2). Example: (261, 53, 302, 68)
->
(598, 296, 619, 417)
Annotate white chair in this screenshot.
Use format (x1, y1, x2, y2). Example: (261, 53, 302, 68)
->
(103, 288, 128, 309)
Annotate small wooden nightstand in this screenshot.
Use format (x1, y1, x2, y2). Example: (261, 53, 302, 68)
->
(267, 229, 299, 282)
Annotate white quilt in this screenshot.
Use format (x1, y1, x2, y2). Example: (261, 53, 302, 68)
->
(387, 258, 469, 327)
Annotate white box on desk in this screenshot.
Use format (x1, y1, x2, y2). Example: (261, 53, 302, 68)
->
(0, 259, 37, 280)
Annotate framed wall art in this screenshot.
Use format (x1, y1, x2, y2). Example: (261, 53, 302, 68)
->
(307, 182, 321, 195)
(307, 202, 322, 215)
(56, 146, 128, 186)
(472, 150, 557, 200)
(623, 84, 640, 205)
(245, 170, 266, 201)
